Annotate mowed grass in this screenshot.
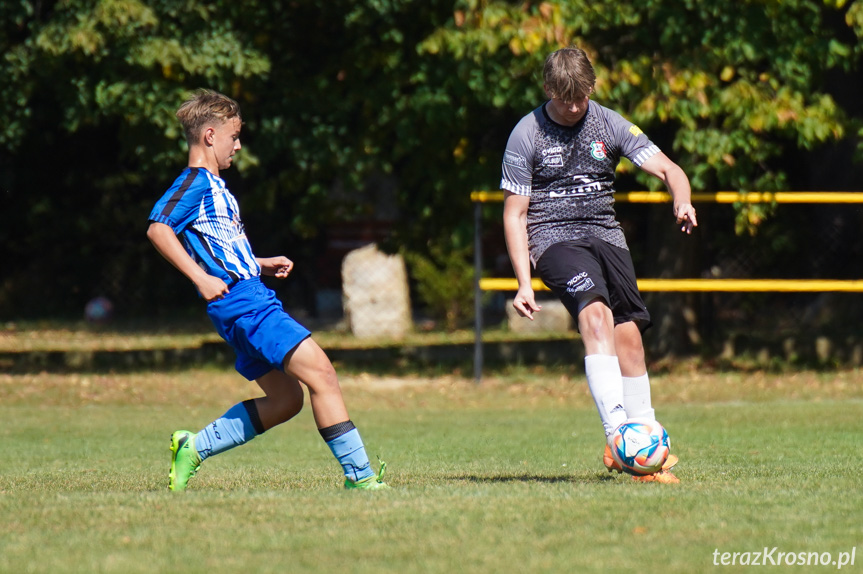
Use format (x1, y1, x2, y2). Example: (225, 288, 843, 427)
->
(1, 367, 862, 574)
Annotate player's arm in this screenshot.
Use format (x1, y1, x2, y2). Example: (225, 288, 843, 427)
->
(257, 256, 294, 279)
(503, 191, 542, 320)
(146, 222, 230, 301)
(639, 152, 698, 234)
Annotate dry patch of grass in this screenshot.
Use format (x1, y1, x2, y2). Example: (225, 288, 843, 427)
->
(2, 366, 860, 410)
(0, 323, 567, 353)
(0, 326, 222, 352)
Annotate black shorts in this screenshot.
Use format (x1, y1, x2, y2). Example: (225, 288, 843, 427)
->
(535, 237, 652, 333)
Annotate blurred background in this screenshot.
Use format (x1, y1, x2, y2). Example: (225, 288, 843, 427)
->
(1, 0, 862, 360)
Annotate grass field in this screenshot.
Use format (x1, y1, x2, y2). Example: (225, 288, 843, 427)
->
(1, 365, 862, 573)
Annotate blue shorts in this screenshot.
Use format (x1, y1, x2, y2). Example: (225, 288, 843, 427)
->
(206, 277, 311, 380)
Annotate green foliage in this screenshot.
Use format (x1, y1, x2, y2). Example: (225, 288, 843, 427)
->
(1, 0, 269, 158)
(0, 0, 277, 317)
(404, 243, 475, 330)
(732, 200, 782, 237)
(1, 0, 862, 317)
(427, 0, 857, 196)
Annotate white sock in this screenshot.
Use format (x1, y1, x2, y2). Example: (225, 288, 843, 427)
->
(584, 354, 627, 437)
(622, 373, 655, 420)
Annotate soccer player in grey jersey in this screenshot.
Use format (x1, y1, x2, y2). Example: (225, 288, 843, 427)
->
(501, 47, 697, 483)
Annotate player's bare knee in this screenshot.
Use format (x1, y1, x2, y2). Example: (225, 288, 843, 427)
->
(579, 313, 613, 346)
(277, 395, 303, 423)
(619, 336, 643, 357)
(303, 363, 341, 395)
(279, 386, 305, 418)
(258, 390, 304, 428)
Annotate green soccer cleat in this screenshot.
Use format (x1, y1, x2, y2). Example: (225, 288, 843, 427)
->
(169, 430, 202, 492)
(344, 460, 390, 490)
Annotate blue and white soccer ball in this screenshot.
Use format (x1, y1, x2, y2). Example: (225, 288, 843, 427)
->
(609, 418, 671, 476)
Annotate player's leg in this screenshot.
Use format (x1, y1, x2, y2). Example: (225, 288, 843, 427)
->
(170, 310, 308, 489)
(614, 321, 647, 376)
(252, 370, 305, 430)
(607, 321, 679, 478)
(187, 368, 304, 462)
(577, 300, 628, 437)
(535, 240, 627, 438)
(255, 369, 303, 431)
(607, 306, 678, 480)
(170, 374, 301, 492)
(614, 321, 655, 420)
(283, 337, 388, 489)
(592, 238, 655, 424)
(169, 396, 266, 492)
(282, 337, 346, 428)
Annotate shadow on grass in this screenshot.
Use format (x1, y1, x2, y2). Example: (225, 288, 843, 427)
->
(449, 472, 617, 484)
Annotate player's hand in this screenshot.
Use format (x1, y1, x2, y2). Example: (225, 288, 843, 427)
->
(674, 203, 698, 234)
(196, 275, 230, 302)
(259, 256, 294, 279)
(513, 286, 542, 320)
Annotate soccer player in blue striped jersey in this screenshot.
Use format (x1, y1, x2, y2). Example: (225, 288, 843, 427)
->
(148, 89, 388, 491)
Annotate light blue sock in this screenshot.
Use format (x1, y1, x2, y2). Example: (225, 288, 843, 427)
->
(320, 422, 374, 482)
(195, 402, 260, 461)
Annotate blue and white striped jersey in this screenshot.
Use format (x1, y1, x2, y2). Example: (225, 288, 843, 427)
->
(149, 167, 260, 286)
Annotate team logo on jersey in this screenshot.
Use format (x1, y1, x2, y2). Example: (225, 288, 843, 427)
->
(543, 155, 564, 167)
(590, 141, 607, 160)
(629, 125, 644, 137)
(541, 145, 564, 167)
(231, 212, 246, 237)
(503, 150, 527, 168)
(549, 175, 603, 198)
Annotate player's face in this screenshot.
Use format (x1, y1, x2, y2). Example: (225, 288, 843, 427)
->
(547, 95, 590, 126)
(212, 117, 242, 171)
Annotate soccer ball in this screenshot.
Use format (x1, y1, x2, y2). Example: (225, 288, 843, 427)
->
(609, 418, 671, 476)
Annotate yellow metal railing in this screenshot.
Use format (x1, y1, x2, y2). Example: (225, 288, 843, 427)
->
(470, 191, 863, 381)
(479, 278, 863, 293)
(473, 190, 863, 294)
(471, 190, 863, 204)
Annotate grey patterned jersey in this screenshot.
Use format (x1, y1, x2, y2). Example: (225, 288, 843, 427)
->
(501, 100, 660, 264)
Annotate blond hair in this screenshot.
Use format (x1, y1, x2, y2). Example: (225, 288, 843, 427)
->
(176, 89, 241, 144)
(543, 47, 596, 102)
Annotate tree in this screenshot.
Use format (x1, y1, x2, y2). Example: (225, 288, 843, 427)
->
(420, 0, 863, 349)
(0, 0, 271, 316)
(1, 0, 861, 336)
